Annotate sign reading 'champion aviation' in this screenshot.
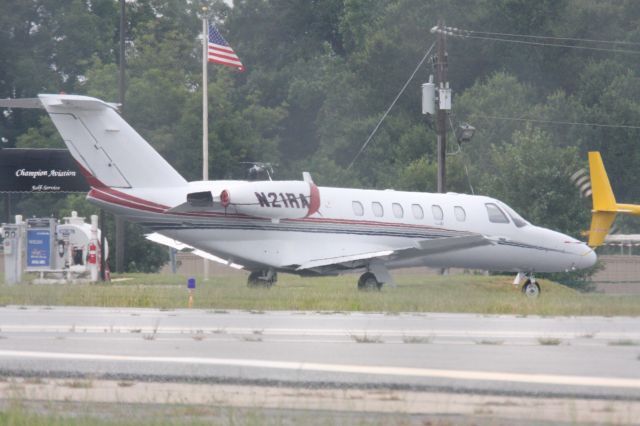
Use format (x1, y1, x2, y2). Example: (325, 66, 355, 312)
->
(0, 149, 89, 193)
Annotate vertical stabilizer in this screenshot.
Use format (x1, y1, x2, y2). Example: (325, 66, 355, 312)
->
(38, 94, 187, 189)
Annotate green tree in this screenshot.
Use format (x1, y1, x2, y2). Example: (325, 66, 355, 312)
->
(480, 126, 590, 236)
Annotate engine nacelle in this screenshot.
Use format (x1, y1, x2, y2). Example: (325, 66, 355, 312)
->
(221, 180, 320, 220)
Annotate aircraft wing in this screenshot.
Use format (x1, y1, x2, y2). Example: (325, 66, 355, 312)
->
(145, 232, 244, 270)
(295, 234, 493, 271)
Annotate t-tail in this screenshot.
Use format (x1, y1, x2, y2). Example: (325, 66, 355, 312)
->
(0, 94, 187, 189)
(587, 151, 640, 247)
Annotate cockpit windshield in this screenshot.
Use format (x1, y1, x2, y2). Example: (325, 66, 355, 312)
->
(500, 203, 530, 228)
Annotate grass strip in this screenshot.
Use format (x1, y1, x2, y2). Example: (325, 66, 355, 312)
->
(0, 272, 639, 316)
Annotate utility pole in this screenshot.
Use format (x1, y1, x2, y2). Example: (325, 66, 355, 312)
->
(115, 0, 126, 275)
(434, 19, 449, 194)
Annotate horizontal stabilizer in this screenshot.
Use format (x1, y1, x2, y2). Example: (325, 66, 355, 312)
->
(0, 98, 44, 109)
(1, 94, 187, 189)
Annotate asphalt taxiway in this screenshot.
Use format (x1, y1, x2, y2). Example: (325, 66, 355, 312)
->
(1, 306, 639, 423)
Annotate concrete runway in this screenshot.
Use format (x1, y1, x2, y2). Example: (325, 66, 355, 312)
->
(1, 306, 640, 423)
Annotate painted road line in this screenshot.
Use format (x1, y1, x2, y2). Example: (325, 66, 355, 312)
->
(0, 350, 639, 389)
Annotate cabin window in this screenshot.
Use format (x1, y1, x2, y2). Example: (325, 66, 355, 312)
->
(485, 203, 510, 224)
(372, 202, 384, 217)
(352, 201, 364, 217)
(431, 205, 444, 221)
(412, 204, 424, 220)
(392, 203, 404, 218)
(454, 206, 466, 222)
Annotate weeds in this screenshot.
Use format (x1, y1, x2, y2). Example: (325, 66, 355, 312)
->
(476, 339, 504, 345)
(579, 333, 596, 339)
(608, 339, 639, 346)
(65, 380, 93, 389)
(538, 337, 562, 346)
(402, 335, 432, 344)
(350, 333, 383, 343)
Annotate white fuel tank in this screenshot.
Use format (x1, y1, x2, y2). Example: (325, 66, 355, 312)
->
(54, 211, 106, 273)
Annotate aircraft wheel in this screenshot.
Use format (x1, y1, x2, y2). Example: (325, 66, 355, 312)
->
(358, 272, 382, 291)
(247, 271, 275, 288)
(247, 271, 262, 288)
(521, 280, 541, 298)
(268, 272, 278, 287)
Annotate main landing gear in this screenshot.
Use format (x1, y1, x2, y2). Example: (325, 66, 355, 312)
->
(357, 272, 382, 291)
(357, 263, 392, 291)
(247, 269, 277, 288)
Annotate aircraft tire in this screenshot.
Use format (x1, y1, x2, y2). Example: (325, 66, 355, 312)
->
(247, 271, 275, 288)
(521, 280, 541, 298)
(247, 271, 261, 288)
(358, 272, 382, 291)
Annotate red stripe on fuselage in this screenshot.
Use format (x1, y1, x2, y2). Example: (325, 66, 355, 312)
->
(74, 160, 169, 211)
(89, 188, 166, 213)
(100, 187, 169, 210)
(88, 187, 458, 235)
(76, 163, 443, 231)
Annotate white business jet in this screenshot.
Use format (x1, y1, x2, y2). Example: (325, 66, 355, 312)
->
(0, 94, 596, 296)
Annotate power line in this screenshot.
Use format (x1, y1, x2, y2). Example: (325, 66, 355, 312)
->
(466, 29, 640, 47)
(473, 114, 640, 130)
(348, 41, 436, 169)
(463, 34, 640, 55)
(434, 26, 640, 55)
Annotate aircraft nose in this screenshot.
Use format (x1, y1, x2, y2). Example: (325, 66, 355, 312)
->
(554, 230, 597, 271)
(577, 247, 597, 270)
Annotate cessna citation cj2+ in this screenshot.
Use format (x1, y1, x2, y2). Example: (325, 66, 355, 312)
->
(0, 95, 596, 296)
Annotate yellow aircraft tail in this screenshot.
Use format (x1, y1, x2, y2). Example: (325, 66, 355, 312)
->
(587, 151, 640, 247)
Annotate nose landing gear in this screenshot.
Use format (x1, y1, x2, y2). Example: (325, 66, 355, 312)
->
(514, 272, 541, 297)
(521, 275, 541, 298)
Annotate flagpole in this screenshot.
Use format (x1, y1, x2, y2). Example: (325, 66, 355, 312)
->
(202, 8, 210, 281)
(202, 10, 209, 182)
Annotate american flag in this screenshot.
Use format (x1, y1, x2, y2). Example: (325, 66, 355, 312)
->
(208, 23, 244, 71)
